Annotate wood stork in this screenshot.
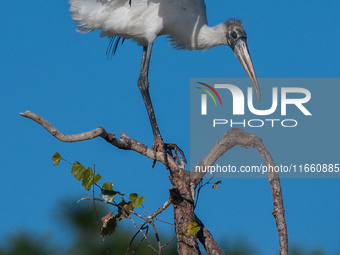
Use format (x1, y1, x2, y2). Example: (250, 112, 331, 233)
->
(69, 0, 261, 167)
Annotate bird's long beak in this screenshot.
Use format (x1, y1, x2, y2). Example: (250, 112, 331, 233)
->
(233, 39, 261, 103)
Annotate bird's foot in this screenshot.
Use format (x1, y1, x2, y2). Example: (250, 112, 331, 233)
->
(152, 139, 187, 169)
(165, 143, 187, 167)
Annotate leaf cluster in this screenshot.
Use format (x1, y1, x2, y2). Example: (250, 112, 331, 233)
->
(52, 152, 145, 237)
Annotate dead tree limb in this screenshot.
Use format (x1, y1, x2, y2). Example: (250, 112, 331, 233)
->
(20, 110, 178, 169)
(190, 127, 288, 255)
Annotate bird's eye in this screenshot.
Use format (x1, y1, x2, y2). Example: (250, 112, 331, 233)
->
(231, 31, 238, 40)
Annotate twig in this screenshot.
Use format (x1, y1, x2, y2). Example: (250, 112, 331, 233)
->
(146, 199, 171, 221)
(161, 235, 176, 249)
(148, 221, 162, 254)
(194, 176, 214, 208)
(126, 225, 149, 255)
(85, 196, 166, 254)
(143, 205, 173, 226)
(121, 210, 158, 254)
(92, 165, 110, 255)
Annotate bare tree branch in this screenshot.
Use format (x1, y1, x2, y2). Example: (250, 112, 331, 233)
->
(20, 110, 178, 169)
(146, 198, 171, 221)
(190, 127, 288, 255)
(22, 111, 103, 141)
(190, 128, 257, 185)
(253, 138, 288, 255)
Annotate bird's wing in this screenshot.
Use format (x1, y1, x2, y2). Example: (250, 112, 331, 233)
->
(69, 0, 161, 44)
(69, 0, 209, 49)
(159, 0, 209, 50)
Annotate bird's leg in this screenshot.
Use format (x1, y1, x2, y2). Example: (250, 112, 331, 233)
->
(137, 43, 168, 168)
(137, 43, 186, 169)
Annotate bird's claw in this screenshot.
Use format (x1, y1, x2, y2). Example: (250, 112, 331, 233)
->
(165, 144, 187, 166)
(151, 140, 186, 169)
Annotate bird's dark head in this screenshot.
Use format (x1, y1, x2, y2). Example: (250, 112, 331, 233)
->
(224, 19, 261, 103)
(224, 19, 247, 50)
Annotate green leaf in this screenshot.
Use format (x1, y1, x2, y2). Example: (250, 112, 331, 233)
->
(101, 182, 124, 202)
(101, 182, 116, 202)
(186, 222, 200, 236)
(82, 167, 93, 190)
(81, 167, 101, 191)
(52, 152, 62, 166)
(187, 226, 200, 236)
(102, 181, 114, 191)
(71, 162, 86, 181)
(71, 163, 101, 190)
(129, 193, 145, 208)
(94, 173, 101, 184)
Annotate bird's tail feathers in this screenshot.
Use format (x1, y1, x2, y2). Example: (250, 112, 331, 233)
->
(69, 0, 111, 33)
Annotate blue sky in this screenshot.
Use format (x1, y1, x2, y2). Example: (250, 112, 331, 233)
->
(1, 0, 340, 254)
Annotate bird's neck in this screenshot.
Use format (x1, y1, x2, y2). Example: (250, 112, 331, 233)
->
(195, 23, 228, 50)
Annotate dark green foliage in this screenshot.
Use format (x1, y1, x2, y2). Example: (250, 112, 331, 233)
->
(0, 233, 61, 255)
(289, 244, 326, 255)
(0, 200, 178, 255)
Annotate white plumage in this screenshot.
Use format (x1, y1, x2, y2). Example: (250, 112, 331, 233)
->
(68, 0, 261, 167)
(68, 0, 230, 50)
